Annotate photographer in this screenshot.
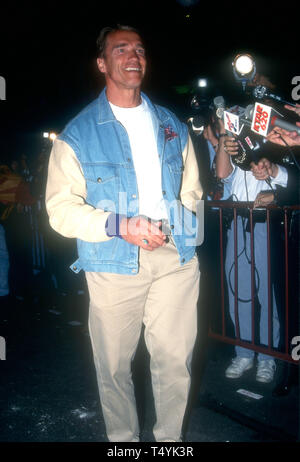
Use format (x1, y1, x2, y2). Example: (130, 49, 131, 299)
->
(216, 123, 288, 383)
(188, 111, 232, 202)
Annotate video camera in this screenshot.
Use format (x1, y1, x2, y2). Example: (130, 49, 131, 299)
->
(188, 92, 219, 137)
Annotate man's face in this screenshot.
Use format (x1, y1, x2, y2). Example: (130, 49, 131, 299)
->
(97, 30, 147, 92)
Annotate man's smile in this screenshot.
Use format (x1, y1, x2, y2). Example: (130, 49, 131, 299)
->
(124, 67, 142, 72)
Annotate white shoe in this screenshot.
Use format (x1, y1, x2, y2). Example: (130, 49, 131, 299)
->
(256, 359, 276, 383)
(225, 357, 254, 379)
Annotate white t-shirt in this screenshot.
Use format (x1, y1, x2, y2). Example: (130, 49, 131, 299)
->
(223, 163, 288, 202)
(109, 98, 168, 220)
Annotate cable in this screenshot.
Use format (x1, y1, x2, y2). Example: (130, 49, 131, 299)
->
(227, 178, 260, 303)
(227, 221, 260, 303)
(278, 134, 300, 172)
(244, 170, 249, 203)
(266, 178, 275, 191)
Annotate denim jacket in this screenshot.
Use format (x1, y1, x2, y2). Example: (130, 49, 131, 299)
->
(57, 89, 199, 275)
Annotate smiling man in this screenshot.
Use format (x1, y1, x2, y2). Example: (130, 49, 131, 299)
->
(96, 28, 146, 102)
(45, 25, 202, 442)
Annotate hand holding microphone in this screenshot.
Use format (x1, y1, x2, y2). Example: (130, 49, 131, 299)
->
(250, 158, 278, 181)
(223, 136, 239, 156)
(247, 99, 300, 147)
(215, 115, 238, 155)
(267, 122, 300, 147)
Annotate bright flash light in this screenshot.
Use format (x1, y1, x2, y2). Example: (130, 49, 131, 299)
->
(198, 78, 207, 88)
(232, 53, 256, 91)
(49, 132, 57, 141)
(43, 132, 49, 138)
(233, 54, 255, 76)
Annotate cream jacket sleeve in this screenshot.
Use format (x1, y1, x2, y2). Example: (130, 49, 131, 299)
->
(180, 133, 203, 212)
(45, 134, 202, 242)
(45, 139, 112, 242)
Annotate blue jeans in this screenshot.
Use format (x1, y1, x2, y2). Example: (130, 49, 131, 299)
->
(225, 216, 280, 361)
(0, 224, 9, 296)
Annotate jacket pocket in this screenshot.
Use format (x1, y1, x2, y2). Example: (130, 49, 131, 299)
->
(82, 162, 120, 208)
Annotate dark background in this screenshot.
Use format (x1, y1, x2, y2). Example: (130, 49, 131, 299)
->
(0, 0, 298, 163)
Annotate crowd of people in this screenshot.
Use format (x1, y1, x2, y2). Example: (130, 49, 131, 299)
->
(0, 147, 79, 309)
(189, 99, 299, 393)
(0, 23, 299, 442)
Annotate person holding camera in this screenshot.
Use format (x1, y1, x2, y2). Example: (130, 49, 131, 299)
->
(215, 125, 288, 383)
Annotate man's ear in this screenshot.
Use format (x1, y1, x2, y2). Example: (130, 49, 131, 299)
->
(97, 58, 106, 74)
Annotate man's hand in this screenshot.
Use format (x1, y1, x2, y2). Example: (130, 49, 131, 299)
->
(250, 158, 278, 181)
(253, 191, 275, 209)
(267, 124, 300, 147)
(119, 216, 167, 251)
(224, 136, 239, 155)
(284, 103, 300, 117)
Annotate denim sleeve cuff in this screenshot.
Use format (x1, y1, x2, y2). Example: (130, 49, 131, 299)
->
(105, 213, 126, 239)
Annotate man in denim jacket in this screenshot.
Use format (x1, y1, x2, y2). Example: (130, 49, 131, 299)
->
(46, 25, 202, 442)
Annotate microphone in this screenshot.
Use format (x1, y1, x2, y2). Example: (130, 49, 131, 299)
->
(244, 104, 254, 120)
(220, 102, 281, 187)
(253, 85, 296, 107)
(269, 115, 300, 135)
(250, 101, 300, 137)
(213, 96, 225, 118)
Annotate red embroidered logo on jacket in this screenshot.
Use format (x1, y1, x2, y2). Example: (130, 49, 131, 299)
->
(164, 125, 178, 141)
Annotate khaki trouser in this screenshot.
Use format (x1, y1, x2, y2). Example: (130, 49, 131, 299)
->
(85, 238, 200, 442)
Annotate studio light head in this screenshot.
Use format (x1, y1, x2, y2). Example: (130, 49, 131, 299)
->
(232, 53, 256, 90)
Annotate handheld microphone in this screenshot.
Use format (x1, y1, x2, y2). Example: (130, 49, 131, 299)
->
(253, 85, 296, 107)
(244, 104, 254, 120)
(250, 101, 300, 137)
(269, 115, 300, 135)
(213, 96, 225, 118)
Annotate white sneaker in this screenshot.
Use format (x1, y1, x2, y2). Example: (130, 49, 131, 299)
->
(256, 359, 276, 383)
(225, 357, 254, 379)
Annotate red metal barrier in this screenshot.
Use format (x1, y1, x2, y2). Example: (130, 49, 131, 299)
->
(206, 200, 300, 364)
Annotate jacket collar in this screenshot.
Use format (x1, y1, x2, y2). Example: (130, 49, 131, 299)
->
(97, 87, 170, 125)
